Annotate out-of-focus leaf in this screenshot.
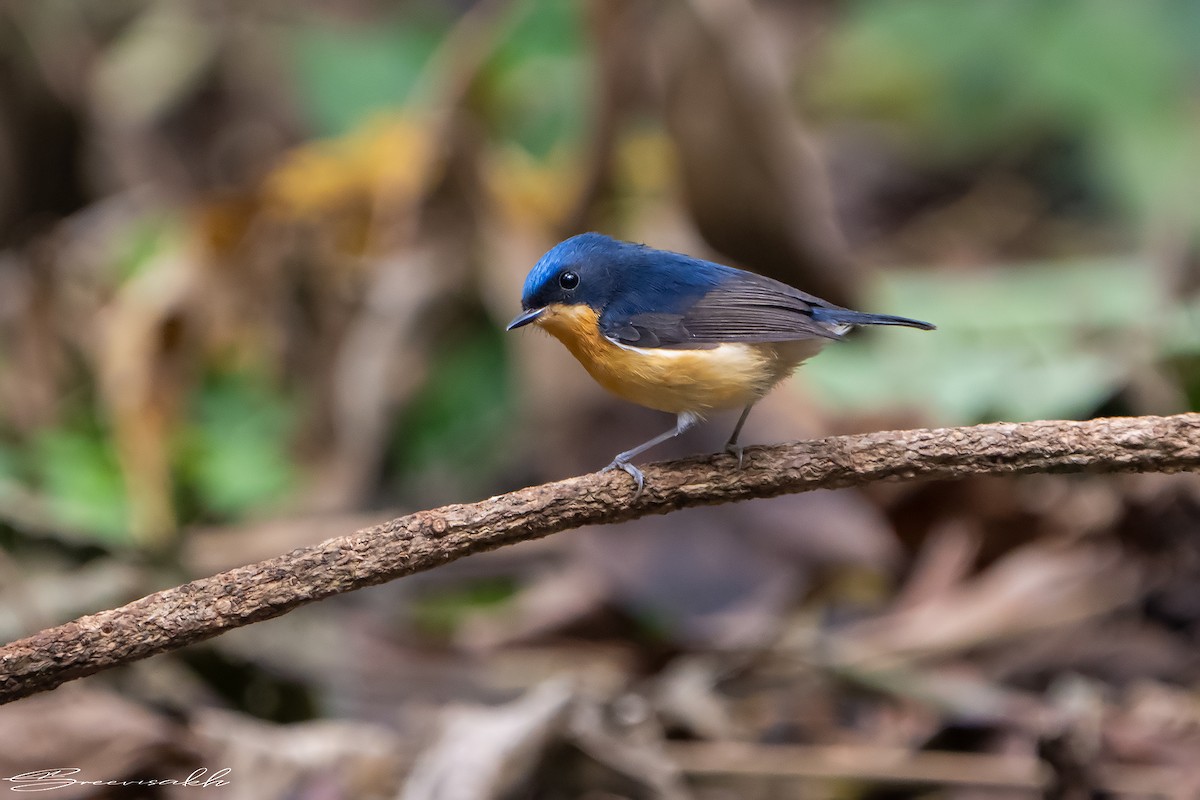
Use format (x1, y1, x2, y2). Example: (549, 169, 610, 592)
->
(263, 114, 434, 222)
(98, 238, 201, 545)
(816, 1, 1200, 229)
(1102, 117, 1199, 227)
(192, 708, 404, 798)
(819, 2, 1183, 151)
(111, 213, 181, 284)
(483, 144, 583, 233)
(289, 16, 449, 136)
(482, 0, 586, 157)
(1166, 298, 1200, 410)
(875, 258, 1161, 330)
(833, 542, 1138, 666)
(1164, 297, 1200, 355)
(409, 578, 518, 639)
(394, 325, 512, 480)
(91, 3, 218, 126)
(804, 259, 1176, 422)
(0, 444, 17, 483)
(178, 371, 297, 520)
(33, 426, 130, 543)
(401, 680, 575, 800)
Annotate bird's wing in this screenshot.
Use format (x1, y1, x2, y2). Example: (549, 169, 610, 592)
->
(601, 272, 845, 349)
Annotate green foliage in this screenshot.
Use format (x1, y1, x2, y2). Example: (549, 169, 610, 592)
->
(289, 12, 450, 136)
(1165, 298, 1200, 411)
(288, 0, 586, 154)
(177, 371, 298, 520)
(0, 443, 17, 482)
(819, 0, 1200, 227)
(32, 424, 130, 543)
(112, 212, 181, 283)
(408, 578, 517, 638)
(810, 2, 1200, 421)
(394, 323, 513, 481)
(804, 259, 1189, 423)
(481, 0, 586, 157)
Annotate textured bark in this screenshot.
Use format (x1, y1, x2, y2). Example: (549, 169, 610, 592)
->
(1, 413, 1198, 705)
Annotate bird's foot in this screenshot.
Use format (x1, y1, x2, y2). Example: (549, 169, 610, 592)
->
(724, 442, 745, 470)
(601, 458, 645, 500)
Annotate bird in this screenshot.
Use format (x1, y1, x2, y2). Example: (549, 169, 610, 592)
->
(507, 233, 934, 495)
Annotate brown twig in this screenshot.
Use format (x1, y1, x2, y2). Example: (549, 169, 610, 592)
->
(1, 414, 1198, 705)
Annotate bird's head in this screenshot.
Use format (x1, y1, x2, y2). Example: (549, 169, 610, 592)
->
(506, 233, 625, 330)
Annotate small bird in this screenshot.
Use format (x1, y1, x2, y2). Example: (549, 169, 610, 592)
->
(508, 233, 934, 494)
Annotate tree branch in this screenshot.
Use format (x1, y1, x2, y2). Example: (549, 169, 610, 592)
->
(1, 414, 1197, 705)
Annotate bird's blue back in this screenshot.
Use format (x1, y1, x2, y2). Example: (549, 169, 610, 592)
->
(522, 232, 738, 320)
(519, 233, 932, 349)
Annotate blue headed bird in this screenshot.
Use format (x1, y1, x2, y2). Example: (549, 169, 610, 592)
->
(508, 233, 934, 494)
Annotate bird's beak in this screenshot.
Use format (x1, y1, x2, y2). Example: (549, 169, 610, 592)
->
(506, 307, 545, 330)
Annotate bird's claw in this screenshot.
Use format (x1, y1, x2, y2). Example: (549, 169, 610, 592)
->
(724, 443, 745, 470)
(602, 459, 645, 500)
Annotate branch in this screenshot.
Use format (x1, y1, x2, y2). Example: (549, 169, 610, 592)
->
(1, 414, 1197, 705)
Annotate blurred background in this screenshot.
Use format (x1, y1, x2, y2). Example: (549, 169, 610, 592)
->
(1, 0, 1199, 797)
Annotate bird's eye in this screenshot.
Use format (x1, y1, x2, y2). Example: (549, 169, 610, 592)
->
(558, 270, 579, 290)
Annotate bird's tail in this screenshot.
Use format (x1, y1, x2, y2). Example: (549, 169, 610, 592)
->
(811, 308, 936, 331)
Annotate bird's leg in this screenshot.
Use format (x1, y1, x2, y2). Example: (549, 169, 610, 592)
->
(602, 412, 700, 498)
(723, 403, 755, 469)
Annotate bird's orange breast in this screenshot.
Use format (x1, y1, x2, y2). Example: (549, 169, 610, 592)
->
(533, 304, 822, 415)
